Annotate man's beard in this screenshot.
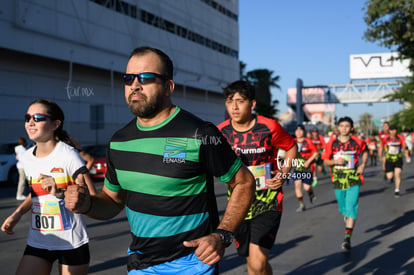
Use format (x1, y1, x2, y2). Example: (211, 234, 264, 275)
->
(127, 91, 164, 118)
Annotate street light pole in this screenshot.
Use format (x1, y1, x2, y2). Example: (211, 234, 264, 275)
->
(296, 78, 303, 125)
(295, 78, 333, 127)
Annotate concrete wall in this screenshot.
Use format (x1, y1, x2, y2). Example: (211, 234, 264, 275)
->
(0, 0, 239, 145)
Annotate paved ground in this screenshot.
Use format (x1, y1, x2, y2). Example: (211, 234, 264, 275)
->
(1, 160, 414, 274)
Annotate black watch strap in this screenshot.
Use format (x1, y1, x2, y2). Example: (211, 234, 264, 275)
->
(214, 229, 234, 247)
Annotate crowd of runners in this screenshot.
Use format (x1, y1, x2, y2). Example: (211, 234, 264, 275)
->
(1, 46, 413, 275)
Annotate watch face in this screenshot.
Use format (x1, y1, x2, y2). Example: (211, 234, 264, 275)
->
(216, 229, 233, 247)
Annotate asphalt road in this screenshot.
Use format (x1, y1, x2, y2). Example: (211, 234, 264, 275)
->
(1, 160, 414, 274)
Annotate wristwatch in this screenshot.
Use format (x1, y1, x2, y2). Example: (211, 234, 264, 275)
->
(214, 229, 234, 247)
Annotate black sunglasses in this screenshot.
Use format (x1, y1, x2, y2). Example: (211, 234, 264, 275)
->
(122, 72, 167, 85)
(25, 113, 49, 123)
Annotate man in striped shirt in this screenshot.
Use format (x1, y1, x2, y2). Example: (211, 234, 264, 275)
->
(65, 47, 255, 274)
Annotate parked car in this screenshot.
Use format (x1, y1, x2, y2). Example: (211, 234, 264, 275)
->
(0, 142, 18, 185)
(84, 145, 107, 180)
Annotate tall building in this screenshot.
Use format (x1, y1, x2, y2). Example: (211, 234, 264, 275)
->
(0, 0, 239, 145)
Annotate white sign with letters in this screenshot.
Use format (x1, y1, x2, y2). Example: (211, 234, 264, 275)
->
(350, 52, 411, 80)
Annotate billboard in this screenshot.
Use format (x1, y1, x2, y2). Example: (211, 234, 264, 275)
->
(350, 52, 411, 80)
(288, 88, 335, 124)
(288, 87, 335, 105)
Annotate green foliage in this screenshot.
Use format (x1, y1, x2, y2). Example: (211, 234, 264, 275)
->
(254, 101, 279, 119)
(364, 0, 414, 68)
(384, 75, 414, 103)
(246, 69, 281, 90)
(245, 69, 281, 118)
(238, 62, 282, 119)
(358, 112, 374, 136)
(239, 61, 248, 81)
(389, 105, 414, 131)
(364, 0, 414, 129)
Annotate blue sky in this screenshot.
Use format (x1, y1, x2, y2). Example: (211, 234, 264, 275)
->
(238, 0, 404, 122)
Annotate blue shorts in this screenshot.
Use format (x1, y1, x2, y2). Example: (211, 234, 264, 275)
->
(128, 252, 216, 275)
(334, 185, 360, 219)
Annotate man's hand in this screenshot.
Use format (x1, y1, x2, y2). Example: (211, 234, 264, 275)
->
(357, 164, 366, 174)
(183, 233, 225, 265)
(64, 177, 91, 214)
(232, 145, 240, 156)
(39, 174, 58, 196)
(266, 170, 284, 189)
(334, 157, 346, 166)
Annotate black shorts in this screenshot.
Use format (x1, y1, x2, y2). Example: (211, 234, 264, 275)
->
(24, 243, 90, 265)
(315, 157, 323, 165)
(385, 158, 403, 172)
(234, 211, 282, 257)
(292, 170, 313, 185)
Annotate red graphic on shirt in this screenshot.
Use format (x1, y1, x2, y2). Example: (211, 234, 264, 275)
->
(311, 135, 326, 151)
(295, 138, 318, 159)
(50, 167, 64, 173)
(381, 135, 404, 148)
(218, 116, 294, 169)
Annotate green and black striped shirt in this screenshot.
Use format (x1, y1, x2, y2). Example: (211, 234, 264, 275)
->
(104, 107, 241, 270)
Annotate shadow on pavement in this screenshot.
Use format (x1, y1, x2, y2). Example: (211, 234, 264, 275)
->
(219, 252, 246, 273)
(87, 216, 128, 228)
(358, 187, 388, 198)
(307, 199, 337, 210)
(89, 256, 128, 273)
(219, 235, 312, 273)
(286, 209, 414, 274)
(91, 230, 131, 242)
(365, 209, 414, 235)
(271, 235, 312, 259)
(363, 171, 380, 178)
(346, 237, 414, 274)
(284, 244, 364, 275)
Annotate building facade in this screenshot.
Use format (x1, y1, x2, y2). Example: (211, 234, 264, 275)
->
(0, 0, 239, 145)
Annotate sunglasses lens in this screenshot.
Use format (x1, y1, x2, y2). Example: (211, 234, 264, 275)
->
(33, 114, 47, 122)
(138, 73, 158, 84)
(123, 73, 166, 85)
(122, 74, 135, 85)
(25, 114, 48, 122)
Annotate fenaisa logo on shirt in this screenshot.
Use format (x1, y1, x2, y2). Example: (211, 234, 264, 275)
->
(163, 138, 187, 164)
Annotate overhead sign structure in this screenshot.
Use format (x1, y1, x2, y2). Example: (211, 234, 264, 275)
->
(288, 87, 336, 125)
(350, 52, 411, 80)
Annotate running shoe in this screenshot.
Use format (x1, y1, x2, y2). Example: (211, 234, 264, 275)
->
(296, 204, 306, 212)
(311, 180, 318, 187)
(341, 238, 351, 252)
(394, 191, 400, 198)
(309, 193, 316, 204)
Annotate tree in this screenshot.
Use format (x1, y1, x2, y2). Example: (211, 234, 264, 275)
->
(239, 61, 248, 81)
(364, 0, 414, 68)
(364, 0, 414, 129)
(358, 112, 375, 136)
(246, 69, 281, 118)
(384, 75, 414, 130)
